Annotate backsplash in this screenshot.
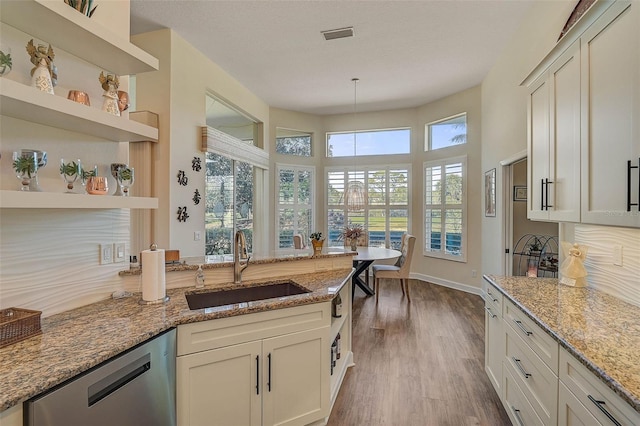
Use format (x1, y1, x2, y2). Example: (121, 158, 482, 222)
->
(574, 224, 640, 307)
(0, 209, 130, 317)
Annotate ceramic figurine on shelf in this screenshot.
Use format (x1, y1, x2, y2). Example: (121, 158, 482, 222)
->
(26, 39, 55, 94)
(0, 47, 12, 77)
(99, 71, 120, 116)
(559, 242, 588, 287)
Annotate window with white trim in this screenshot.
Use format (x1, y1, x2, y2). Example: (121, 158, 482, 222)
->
(426, 113, 467, 151)
(327, 166, 409, 249)
(424, 156, 466, 261)
(276, 164, 314, 248)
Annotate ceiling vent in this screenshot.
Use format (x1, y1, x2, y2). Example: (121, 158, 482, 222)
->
(321, 27, 354, 41)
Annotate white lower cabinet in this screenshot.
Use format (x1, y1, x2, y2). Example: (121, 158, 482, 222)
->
(503, 365, 545, 426)
(484, 283, 503, 394)
(177, 303, 332, 426)
(558, 382, 600, 426)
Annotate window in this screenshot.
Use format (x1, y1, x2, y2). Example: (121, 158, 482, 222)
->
(276, 128, 312, 156)
(424, 156, 466, 261)
(206, 94, 259, 145)
(205, 152, 254, 255)
(327, 166, 409, 249)
(326, 128, 410, 157)
(426, 113, 467, 151)
(276, 164, 314, 248)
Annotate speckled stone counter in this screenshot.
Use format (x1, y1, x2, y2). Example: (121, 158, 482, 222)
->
(484, 274, 640, 414)
(0, 268, 352, 412)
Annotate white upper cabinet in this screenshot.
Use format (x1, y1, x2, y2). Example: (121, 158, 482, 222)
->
(527, 41, 581, 222)
(525, 0, 639, 228)
(580, 1, 639, 227)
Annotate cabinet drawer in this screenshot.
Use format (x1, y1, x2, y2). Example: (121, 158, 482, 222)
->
(178, 303, 330, 356)
(484, 282, 503, 313)
(505, 324, 558, 425)
(559, 347, 640, 426)
(558, 381, 601, 426)
(503, 365, 545, 426)
(504, 299, 559, 373)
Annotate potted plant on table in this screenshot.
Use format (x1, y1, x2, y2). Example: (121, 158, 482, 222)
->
(309, 232, 324, 254)
(340, 224, 364, 251)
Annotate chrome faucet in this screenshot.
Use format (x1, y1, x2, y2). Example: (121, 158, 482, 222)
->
(233, 230, 251, 284)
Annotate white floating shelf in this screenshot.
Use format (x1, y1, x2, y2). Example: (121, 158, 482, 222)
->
(0, 191, 158, 209)
(0, 79, 158, 142)
(0, 0, 158, 75)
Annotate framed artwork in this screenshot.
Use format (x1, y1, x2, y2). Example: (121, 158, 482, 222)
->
(513, 186, 527, 201)
(485, 168, 496, 217)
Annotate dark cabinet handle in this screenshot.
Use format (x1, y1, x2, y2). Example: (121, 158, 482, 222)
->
(545, 178, 553, 209)
(512, 357, 532, 379)
(627, 159, 639, 212)
(541, 178, 545, 210)
(267, 353, 272, 392)
(511, 406, 524, 426)
(588, 395, 622, 426)
(256, 355, 260, 395)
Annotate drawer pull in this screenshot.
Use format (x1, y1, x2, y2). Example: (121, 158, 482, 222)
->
(512, 357, 532, 379)
(513, 319, 533, 336)
(588, 395, 622, 426)
(511, 406, 525, 426)
(487, 290, 498, 303)
(484, 306, 497, 318)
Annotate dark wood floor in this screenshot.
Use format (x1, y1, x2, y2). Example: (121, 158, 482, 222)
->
(327, 279, 511, 426)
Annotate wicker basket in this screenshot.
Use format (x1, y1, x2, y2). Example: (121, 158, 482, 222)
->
(0, 307, 42, 348)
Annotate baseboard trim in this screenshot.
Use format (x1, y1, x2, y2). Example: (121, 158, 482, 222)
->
(409, 273, 482, 296)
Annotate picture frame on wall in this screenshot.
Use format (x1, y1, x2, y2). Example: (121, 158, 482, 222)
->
(513, 185, 527, 201)
(485, 168, 496, 217)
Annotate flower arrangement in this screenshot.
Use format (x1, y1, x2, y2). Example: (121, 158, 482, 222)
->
(310, 232, 324, 241)
(339, 223, 364, 241)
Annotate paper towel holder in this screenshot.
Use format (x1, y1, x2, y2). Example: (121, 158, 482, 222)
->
(139, 243, 170, 305)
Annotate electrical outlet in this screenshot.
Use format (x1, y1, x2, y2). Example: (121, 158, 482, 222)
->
(194, 231, 201, 241)
(99, 244, 113, 265)
(613, 245, 623, 266)
(114, 242, 126, 263)
(471, 269, 477, 278)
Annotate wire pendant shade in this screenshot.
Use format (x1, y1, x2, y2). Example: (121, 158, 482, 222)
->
(345, 78, 367, 211)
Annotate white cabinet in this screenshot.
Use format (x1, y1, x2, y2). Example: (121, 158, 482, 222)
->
(580, 0, 640, 227)
(484, 282, 503, 394)
(558, 382, 600, 426)
(177, 303, 334, 426)
(328, 282, 354, 412)
(527, 41, 581, 222)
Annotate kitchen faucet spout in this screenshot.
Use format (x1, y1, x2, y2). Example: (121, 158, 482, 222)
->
(234, 230, 250, 284)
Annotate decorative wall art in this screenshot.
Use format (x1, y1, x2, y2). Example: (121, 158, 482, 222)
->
(513, 186, 527, 202)
(485, 168, 496, 217)
(193, 189, 201, 205)
(192, 157, 202, 172)
(177, 170, 188, 186)
(177, 206, 189, 222)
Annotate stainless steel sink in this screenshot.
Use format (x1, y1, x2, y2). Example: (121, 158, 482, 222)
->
(185, 280, 311, 310)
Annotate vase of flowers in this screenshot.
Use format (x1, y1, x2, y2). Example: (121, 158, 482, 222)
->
(310, 232, 324, 254)
(341, 224, 364, 251)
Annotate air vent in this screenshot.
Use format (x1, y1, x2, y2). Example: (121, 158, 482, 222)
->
(321, 27, 354, 41)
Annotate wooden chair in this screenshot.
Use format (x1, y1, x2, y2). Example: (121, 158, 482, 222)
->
(372, 233, 416, 303)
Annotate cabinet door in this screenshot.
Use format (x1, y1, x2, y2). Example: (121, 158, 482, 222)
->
(177, 341, 262, 426)
(484, 300, 503, 394)
(528, 74, 551, 221)
(262, 327, 330, 426)
(548, 41, 581, 222)
(581, 1, 640, 227)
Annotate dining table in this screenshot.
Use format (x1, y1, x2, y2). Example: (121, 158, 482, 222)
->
(350, 246, 402, 296)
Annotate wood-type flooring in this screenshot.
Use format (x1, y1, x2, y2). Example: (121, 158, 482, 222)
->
(326, 279, 511, 426)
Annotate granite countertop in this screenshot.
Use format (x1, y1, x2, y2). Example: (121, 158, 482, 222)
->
(484, 274, 640, 414)
(0, 268, 353, 412)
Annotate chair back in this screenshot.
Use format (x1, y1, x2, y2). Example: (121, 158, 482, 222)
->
(397, 234, 416, 274)
(293, 233, 305, 249)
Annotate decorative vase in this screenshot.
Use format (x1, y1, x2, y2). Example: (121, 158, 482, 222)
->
(350, 240, 357, 251)
(60, 158, 81, 193)
(31, 58, 54, 94)
(311, 239, 324, 254)
(12, 151, 38, 191)
(110, 163, 126, 196)
(21, 149, 47, 192)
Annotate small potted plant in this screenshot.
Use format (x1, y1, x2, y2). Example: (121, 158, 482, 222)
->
(340, 223, 364, 251)
(309, 232, 324, 254)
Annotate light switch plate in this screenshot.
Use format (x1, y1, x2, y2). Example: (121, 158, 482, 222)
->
(613, 245, 623, 266)
(99, 243, 113, 265)
(114, 242, 126, 263)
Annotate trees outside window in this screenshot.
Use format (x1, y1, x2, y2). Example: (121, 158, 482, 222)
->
(276, 164, 314, 248)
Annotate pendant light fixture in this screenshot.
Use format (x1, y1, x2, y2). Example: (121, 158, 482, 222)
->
(345, 78, 367, 211)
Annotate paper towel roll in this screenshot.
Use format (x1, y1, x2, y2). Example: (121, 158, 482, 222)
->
(141, 248, 166, 302)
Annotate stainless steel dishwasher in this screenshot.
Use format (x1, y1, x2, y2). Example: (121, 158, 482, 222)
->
(26, 328, 176, 426)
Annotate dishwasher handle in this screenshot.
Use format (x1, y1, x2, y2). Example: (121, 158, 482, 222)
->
(88, 353, 151, 407)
